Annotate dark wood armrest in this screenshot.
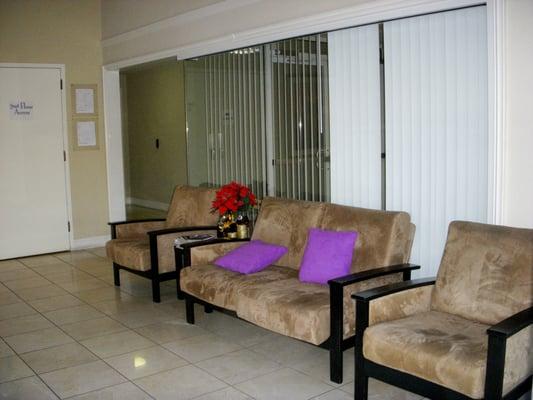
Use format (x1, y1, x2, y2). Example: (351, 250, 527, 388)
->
(177, 237, 250, 269)
(487, 307, 533, 339)
(145, 225, 217, 279)
(146, 225, 218, 237)
(352, 277, 436, 302)
(329, 264, 420, 289)
(108, 218, 166, 226)
(179, 237, 250, 250)
(484, 307, 533, 397)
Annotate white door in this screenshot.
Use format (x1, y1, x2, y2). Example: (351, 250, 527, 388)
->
(0, 66, 70, 259)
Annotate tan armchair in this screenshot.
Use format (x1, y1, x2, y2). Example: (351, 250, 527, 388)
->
(106, 185, 218, 302)
(353, 221, 533, 400)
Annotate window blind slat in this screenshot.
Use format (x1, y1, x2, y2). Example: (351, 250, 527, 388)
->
(384, 6, 488, 277)
(328, 24, 382, 209)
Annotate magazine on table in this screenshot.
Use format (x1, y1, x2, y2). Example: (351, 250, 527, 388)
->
(174, 233, 215, 248)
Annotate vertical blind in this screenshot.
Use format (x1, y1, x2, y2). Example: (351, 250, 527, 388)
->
(203, 49, 267, 200)
(384, 6, 488, 277)
(328, 24, 382, 209)
(186, 36, 331, 203)
(270, 34, 330, 202)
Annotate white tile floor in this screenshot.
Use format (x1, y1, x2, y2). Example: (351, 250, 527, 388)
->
(0, 249, 528, 400)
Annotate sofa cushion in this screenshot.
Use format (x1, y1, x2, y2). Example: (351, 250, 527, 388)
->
(252, 197, 325, 270)
(319, 203, 413, 273)
(235, 278, 331, 344)
(165, 185, 219, 228)
(215, 240, 288, 274)
(235, 273, 402, 345)
(363, 310, 533, 398)
(106, 239, 151, 272)
(180, 264, 297, 310)
(431, 221, 533, 325)
(298, 228, 358, 284)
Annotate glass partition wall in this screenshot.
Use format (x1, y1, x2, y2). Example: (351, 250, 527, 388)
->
(184, 5, 489, 278)
(184, 34, 330, 202)
(269, 34, 330, 201)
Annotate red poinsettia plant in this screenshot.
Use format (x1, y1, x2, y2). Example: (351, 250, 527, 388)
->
(212, 181, 257, 216)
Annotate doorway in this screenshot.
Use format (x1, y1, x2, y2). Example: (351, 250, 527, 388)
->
(119, 59, 188, 220)
(0, 65, 71, 259)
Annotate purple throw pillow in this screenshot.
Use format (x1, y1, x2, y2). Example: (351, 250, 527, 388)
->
(214, 240, 288, 274)
(299, 228, 358, 285)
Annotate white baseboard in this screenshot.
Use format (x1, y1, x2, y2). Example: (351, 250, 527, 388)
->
(71, 235, 110, 250)
(127, 197, 169, 211)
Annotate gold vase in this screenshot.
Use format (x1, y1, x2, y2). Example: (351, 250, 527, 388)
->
(237, 224, 249, 239)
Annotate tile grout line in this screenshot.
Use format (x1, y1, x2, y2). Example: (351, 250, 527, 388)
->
(2, 252, 156, 399)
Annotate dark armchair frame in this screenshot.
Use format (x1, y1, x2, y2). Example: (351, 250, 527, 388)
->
(109, 219, 216, 303)
(175, 239, 420, 384)
(352, 278, 533, 400)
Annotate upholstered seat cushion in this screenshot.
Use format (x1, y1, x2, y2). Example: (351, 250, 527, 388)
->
(363, 310, 533, 398)
(180, 264, 297, 311)
(236, 273, 402, 345)
(106, 239, 151, 272)
(364, 311, 487, 398)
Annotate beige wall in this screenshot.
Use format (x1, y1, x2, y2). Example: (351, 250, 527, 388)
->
(101, 0, 371, 64)
(0, 0, 109, 240)
(503, 0, 533, 228)
(122, 61, 188, 205)
(102, 0, 224, 39)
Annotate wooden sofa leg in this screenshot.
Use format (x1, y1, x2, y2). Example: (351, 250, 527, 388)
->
(151, 279, 161, 303)
(113, 263, 120, 287)
(354, 300, 369, 400)
(329, 283, 344, 384)
(330, 345, 343, 384)
(354, 339, 368, 400)
(204, 305, 213, 313)
(354, 370, 368, 400)
(186, 298, 195, 324)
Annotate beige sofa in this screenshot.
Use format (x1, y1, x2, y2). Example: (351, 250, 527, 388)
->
(106, 185, 218, 302)
(177, 197, 417, 383)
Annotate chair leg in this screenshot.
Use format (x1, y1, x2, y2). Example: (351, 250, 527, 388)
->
(329, 284, 344, 383)
(176, 273, 184, 300)
(113, 263, 120, 287)
(204, 305, 213, 313)
(354, 334, 368, 399)
(186, 298, 195, 324)
(354, 371, 368, 400)
(354, 332, 368, 399)
(151, 278, 161, 303)
(330, 344, 343, 384)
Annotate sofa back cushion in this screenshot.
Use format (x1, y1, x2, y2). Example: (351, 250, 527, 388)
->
(165, 185, 219, 228)
(431, 221, 533, 325)
(320, 203, 414, 273)
(251, 197, 325, 269)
